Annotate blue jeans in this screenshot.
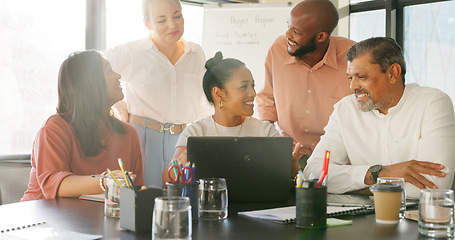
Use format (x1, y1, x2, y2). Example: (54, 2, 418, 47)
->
(130, 119, 181, 188)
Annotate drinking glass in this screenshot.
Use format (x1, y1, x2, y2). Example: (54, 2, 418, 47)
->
(419, 189, 454, 238)
(167, 181, 200, 223)
(199, 178, 228, 220)
(152, 196, 192, 240)
(104, 176, 125, 218)
(377, 177, 406, 218)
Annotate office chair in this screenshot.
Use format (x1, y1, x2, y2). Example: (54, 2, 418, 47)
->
(0, 158, 31, 205)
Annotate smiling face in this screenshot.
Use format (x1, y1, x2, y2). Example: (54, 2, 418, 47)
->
(102, 57, 123, 106)
(285, 7, 319, 57)
(145, 1, 184, 45)
(220, 66, 256, 118)
(347, 54, 395, 114)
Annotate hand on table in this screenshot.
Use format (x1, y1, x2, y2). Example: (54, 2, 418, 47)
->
(373, 160, 446, 189)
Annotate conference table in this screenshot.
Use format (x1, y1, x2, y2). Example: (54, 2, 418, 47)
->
(0, 196, 423, 240)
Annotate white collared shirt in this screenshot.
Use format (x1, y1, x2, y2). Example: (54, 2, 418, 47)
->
(304, 83, 455, 199)
(105, 38, 212, 124)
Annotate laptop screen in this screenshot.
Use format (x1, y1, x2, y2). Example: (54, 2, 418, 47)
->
(187, 136, 293, 202)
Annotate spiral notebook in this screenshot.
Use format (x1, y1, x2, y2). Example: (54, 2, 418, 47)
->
(238, 205, 374, 223)
(0, 221, 102, 240)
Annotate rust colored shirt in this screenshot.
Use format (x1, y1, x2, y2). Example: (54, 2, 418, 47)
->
(22, 115, 143, 201)
(257, 35, 355, 155)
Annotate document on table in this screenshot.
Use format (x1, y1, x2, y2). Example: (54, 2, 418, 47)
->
(0, 222, 102, 240)
(238, 205, 371, 223)
(79, 193, 105, 202)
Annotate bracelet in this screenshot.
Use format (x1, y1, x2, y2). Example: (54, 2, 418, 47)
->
(99, 171, 108, 191)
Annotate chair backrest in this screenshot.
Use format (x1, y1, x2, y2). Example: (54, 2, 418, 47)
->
(0, 159, 31, 205)
(452, 173, 455, 192)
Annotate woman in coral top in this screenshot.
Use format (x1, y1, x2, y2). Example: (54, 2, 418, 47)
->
(22, 50, 143, 201)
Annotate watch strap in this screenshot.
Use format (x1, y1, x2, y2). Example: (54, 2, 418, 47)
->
(370, 165, 382, 184)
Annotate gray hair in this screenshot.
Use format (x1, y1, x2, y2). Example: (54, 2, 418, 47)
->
(142, 0, 182, 21)
(346, 37, 406, 83)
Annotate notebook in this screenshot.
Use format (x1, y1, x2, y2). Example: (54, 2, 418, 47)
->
(238, 205, 374, 223)
(79, 193, 105, 202)
(238, 196, 419, 223)
(187, 136, 293, 202)
(327, 194, 418, 208)
(0, 221, 102, 239)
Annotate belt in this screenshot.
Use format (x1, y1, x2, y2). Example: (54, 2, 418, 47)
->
(129, 115, 186, 134)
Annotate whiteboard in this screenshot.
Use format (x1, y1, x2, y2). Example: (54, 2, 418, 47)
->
(202, 3, 293, 107)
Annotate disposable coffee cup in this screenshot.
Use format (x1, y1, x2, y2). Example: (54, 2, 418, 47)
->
(371, 182, 403, 224)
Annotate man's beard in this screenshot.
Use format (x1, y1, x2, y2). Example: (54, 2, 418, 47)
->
(288, 35, 317, 57)
(355, 90, 377, 112)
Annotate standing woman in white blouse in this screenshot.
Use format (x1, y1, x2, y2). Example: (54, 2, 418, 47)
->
(104, 0, 211, 188)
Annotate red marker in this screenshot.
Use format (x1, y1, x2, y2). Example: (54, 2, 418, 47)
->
(316, 150, 330, 188)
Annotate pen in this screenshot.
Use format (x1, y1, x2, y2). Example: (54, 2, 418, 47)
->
(106, 168, 123, 188)
(316, 150, 330, 188)
(91, 175, 108, 178)
(184, 162, 189, 182)
(327, 203, 372, 208)
(171, 159, 179, 181)
(296, 178, 303, 188)
(298, 170, 305, 181)
(191, 163, 196, 183)
(118, 158, 132, 189)
(124, 171, 136, 192)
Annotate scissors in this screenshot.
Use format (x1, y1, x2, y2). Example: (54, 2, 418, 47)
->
(168, 164, 194, 184)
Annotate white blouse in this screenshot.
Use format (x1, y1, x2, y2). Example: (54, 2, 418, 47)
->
(105, 38, 212, 124)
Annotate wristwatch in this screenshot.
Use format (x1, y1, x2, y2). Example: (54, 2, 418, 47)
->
(369, 165, 383, 183)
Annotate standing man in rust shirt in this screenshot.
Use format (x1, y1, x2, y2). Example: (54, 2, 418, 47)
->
(257, 0, 355, 170)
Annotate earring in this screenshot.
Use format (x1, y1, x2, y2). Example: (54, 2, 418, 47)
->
(219, 101, 223, 109)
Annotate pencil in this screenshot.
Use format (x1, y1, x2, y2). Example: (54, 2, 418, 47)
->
(106, 168, 123, 188)
(118, 158, 132, 189)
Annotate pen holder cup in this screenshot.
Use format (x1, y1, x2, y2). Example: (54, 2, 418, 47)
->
(166, 181, 200, 223)
(295, 185, 327, 229)
(120, 186, 163, 232)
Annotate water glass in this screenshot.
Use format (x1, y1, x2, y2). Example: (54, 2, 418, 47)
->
(167, 181, 200, 223)
(377, 177, 406, 218)
(105, 176, 125, 218)
(199, 178, 228, 220)
(419, 189, 454, 238)
(152, 196, 192, 240)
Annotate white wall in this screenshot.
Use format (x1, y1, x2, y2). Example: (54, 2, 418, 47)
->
(259, 0, 350, 38)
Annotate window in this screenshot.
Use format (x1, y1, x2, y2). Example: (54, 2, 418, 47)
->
(0, 0, 85, 155)
(0, 1, 204, 156)
(349, 0, 455, 102)
(404, 1, 455, 101)
(349, 9, 385, 42)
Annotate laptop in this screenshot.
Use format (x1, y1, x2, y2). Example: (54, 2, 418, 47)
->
(187, 136, 293, 202)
